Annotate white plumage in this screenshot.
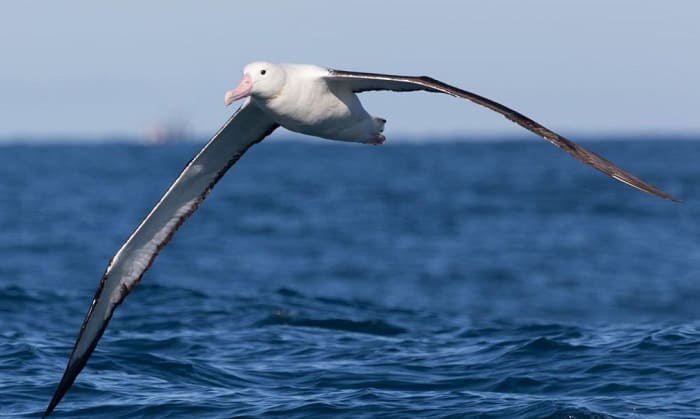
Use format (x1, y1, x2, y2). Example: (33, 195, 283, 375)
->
(44, 61, 678, 417)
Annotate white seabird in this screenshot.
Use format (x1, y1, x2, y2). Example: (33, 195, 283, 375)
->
(44, 61, 679, 416)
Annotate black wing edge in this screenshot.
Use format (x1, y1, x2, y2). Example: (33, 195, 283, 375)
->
(328, 69, 681, 203)
(43, 114, 279, 418)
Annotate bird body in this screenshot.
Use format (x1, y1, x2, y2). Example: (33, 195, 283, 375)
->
(230, 62, 386, 143)
(44, 61, 678, 417)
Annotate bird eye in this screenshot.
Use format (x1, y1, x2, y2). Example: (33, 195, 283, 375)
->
(260, 69, 267, 75)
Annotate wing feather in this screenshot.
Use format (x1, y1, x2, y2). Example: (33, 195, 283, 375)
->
(44, 99, 278, 417)
(326, 69, 679, 202)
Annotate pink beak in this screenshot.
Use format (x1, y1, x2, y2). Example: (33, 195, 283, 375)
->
(224, 73, 253, 106)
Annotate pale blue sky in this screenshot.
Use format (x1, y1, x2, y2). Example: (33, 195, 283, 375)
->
(1, 1, 698, 140)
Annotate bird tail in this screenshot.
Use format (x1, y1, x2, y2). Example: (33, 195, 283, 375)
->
(374, 117, 386, 133)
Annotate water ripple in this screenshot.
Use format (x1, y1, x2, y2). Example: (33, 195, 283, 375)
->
(3, 141, 700, 417)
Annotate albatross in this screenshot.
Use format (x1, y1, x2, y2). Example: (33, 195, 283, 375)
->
(44, 61, 679, 416)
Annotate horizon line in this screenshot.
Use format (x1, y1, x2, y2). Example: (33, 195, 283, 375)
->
(1, 130, 699, 146)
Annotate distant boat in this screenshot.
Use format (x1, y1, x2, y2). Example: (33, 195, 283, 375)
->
(142, 118, 191, 144)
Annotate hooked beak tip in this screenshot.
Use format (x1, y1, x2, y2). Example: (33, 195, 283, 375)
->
(224, 73, 253, 107)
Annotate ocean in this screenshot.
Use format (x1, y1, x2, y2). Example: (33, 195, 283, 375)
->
(1, 138, 699, 418)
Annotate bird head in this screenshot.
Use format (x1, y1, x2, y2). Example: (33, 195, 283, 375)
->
(225, 61, 286, 105)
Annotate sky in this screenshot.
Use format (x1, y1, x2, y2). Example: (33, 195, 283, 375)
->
(1, 1, 698, 141)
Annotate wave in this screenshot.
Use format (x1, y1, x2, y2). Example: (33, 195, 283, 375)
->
(256, 312, 406, 336)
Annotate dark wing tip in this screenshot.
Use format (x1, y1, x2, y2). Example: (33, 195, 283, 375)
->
(611, 172, 682, 203)
(42, 271, 116, 416)
(552, 135, 681, 203)
(44, 367, 78, 417)
(43, 350, 94, 417)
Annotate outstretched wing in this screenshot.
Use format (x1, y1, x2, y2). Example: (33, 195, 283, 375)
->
(326, 69, 679, 202)
(44, 99, 279, 417)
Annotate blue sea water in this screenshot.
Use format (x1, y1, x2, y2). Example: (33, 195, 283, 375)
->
(1, 138, 700, 418)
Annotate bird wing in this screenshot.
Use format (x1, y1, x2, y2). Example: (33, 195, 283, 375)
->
(44, 98, 279, 417)
(325, 69, 679, 202)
